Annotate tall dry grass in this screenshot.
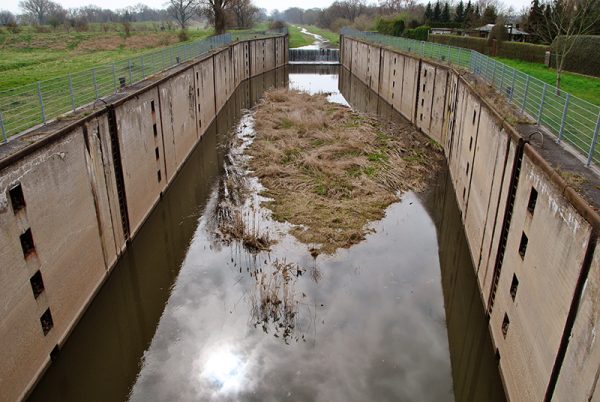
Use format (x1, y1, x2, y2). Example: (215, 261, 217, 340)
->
(248, 89, 443, 254)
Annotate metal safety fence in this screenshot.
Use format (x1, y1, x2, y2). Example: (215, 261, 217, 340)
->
(0, 28, 287, 142)
(341, 28, 600, 167)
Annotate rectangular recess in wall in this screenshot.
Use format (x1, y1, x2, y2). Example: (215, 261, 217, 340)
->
(9, 183, 26, 213)
(155, 147, 160, 160)
(527, 187, 538, 215)
(150, 100, 155, 113)
(502, 313, 510, 338)
(153, 123, 158, 137)
(157, 170, 162, 183)
(40, 308, 54, 335)
(30, 270, 45, 299)
(519, 232, 528, 259)
(510, 274, 519, 301)
(20, 228, 35, 258)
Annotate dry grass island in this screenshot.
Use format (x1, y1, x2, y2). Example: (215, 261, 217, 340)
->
(247, 89, 443, 255)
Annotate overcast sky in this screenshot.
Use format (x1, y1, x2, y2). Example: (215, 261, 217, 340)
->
(2, 0, 531, 16)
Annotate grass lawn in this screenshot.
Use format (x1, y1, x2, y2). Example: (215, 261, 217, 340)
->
(286, 25, 316, 48)
(494, 57, 600, 106)
(300, 25, 340, 46)
(0, 28, 213, 91)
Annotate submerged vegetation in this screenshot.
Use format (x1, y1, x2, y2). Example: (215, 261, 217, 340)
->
(248, 89, 443, 255)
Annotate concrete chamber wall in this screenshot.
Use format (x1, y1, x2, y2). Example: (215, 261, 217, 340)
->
(341, 36, 600, 401)
(0, 35, 287, 402)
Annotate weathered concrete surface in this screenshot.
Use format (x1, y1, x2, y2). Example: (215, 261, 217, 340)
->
(158, 68, 198, 182)
(0, 34, 287, 402)
(490, 151, 592, 401)
(115, 88, 166, 237)
(0, 130, 107, 402)
(340, 35, 600, 402)
(194, 58, 216, 135)
(553, 237, 600, 401)
(416, 62, 435, 137)
(82, 116, 122, 268)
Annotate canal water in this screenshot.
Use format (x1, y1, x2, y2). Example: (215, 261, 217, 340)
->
(28, 66, 506, 402)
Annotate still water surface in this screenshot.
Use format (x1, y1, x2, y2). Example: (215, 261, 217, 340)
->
(28, 66, 505, 402)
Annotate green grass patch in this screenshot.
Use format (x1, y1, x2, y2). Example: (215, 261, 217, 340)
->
(287, 25, 315, 48)
(298, 25, 340, 46)
(494, 57, 600, 106)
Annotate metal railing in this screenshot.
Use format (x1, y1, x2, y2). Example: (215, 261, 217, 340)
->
(341, 28, 600, 167)
(0, 28, 287, 141)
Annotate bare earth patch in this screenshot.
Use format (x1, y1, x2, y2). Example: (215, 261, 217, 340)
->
(248, 89, 443, 255)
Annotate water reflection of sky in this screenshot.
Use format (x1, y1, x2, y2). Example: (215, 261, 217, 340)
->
(128, 75, 454, 402)
(288, 73, 349, 106)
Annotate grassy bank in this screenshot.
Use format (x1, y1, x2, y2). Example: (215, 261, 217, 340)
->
(0, 28, 212, 91)
(494, 57, 600, 106)
(287, 25, 315, 48)
(248, 89, 442, 254)
(300, 25, 340, 46)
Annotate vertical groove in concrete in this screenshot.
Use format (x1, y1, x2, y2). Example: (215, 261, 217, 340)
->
(544, 230, 598, 402)
(107, 106, 131, 240)
(486, 140, 524, 314)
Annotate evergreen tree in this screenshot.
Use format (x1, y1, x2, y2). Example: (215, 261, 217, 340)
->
(442, 2, 451, 22)
(464, 0, 473, 27)
(482, 5, 497, 24)
(424, 2, 433, 22)
(455, 0, 465, 23)
(524, 0, 544, 34)
(433, 0, 442, 22)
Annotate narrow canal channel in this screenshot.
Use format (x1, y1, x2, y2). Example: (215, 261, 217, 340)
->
(28, 66, 506, 402)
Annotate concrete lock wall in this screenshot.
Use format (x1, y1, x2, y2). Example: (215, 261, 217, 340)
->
(0, 34, 287, 402)
(341, 35, 600, 401)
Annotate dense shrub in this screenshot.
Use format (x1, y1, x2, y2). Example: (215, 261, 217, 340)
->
(430, 34, 547, 63)
(551, 35, 600, 77)
(403, 26, 430, 41)
(177, 29, 189, 42)
(375, 17, 405, 37)
(496, 41, 547, 63)
(269, 20, 286, 30)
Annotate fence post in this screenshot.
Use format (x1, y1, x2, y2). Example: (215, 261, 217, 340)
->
(112, 64, 117, 92)
(537, 83, 547, 124)
(557, 93, 570, 144)
(0, 111, 7, 143)
(68, 75, 76, 112)
(521, 75, 530, 113)
(37, 82, 46, 124)
(492, 60, 497, 85)
(93, 68, 99, 100)
(509, 69, 516, 103)
(128, 59, 133, 83)
(587, 111, 600, 166)
(499, 63, 505, 90)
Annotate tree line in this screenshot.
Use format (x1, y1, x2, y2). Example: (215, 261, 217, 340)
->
(0, 0, 266, 34)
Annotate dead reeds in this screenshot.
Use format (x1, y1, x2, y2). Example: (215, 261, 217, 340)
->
(248, 89, 443, 255)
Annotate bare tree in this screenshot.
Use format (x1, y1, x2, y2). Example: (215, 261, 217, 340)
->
(19, 0, 57, 24)
(198, 0, 232, 34)
(168, 0, 198, 30)
(0, 10, 16, 25)
(379, 0, 410, 14)
(537, 0, 600, 92)
(230, 0, 258, 28)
